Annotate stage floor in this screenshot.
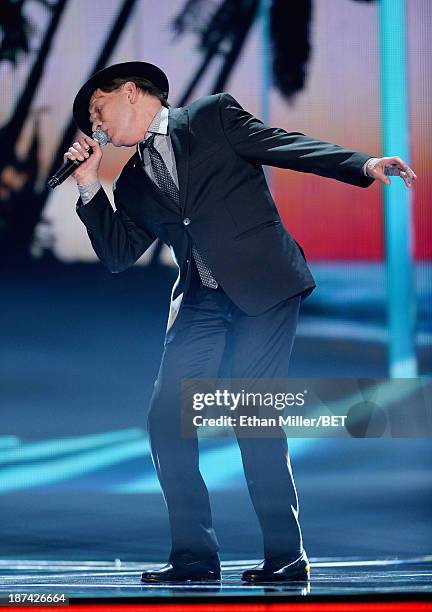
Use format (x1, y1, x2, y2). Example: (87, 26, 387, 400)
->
(0, 556, 431, 601)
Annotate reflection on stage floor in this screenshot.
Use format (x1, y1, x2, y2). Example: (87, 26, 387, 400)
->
(0, 555, 431, 601)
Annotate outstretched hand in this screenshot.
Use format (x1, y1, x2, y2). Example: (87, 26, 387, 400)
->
(366, 156, 417, 188)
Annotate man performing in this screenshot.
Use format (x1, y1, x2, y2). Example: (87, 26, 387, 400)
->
(68, 61, 417, 584)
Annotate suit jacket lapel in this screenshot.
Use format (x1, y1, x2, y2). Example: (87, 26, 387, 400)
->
(168, 107, 190, 214)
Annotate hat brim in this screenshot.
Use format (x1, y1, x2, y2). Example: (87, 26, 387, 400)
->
(72, 61, 169, 137)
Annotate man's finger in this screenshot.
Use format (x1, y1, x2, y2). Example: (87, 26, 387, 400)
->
(377, 171, 391, 185)
(386, 164, 414, 187)
(381, 166, 413, 188)
(396, 158, 413, 177)
(389, 157, 417, 180)
(80, 133, 99, 147)
(78, 138, 90, 151)
(401, 172, 412, 188)
(73, 141, 89, 157)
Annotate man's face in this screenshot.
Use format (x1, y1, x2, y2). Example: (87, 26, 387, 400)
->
(89, 85, 137, 147)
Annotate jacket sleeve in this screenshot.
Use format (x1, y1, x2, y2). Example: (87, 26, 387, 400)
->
(76, 184, 157, 273)
(218, 92, 375, 188)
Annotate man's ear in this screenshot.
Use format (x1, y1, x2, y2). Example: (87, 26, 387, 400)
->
(123, 81, 139, 103)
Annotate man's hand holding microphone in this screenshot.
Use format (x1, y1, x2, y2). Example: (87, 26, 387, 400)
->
(47, 130, 109, 190)
(63, 135, 103, 187)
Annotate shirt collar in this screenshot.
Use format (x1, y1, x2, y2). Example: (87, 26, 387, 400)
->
(147, 105, 169, 137)
(137, 106, 169, 161)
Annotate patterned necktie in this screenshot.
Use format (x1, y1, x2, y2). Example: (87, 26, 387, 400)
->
(142, 133, 218, 289)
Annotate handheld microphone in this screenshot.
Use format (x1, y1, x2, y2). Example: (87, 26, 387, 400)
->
(47, 130, 110, 189)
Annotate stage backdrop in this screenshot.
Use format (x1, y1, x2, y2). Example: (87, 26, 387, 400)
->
(0, 0, 431, 563)
(0, 0, 430, 262)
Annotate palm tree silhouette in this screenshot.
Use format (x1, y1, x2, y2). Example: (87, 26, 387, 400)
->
(0, 0, 375, 263)
(0, 0, 139, 263)
(0, 0, 55, 64)
(171, 0, 374, 104)
(148, 0, 374, 265)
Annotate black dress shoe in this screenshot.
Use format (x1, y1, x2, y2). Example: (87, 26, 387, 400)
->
(141, 557, 221, 583)
(242, 550, 310, 583)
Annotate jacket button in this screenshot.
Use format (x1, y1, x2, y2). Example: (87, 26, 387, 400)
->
(183, 217, 191, 226)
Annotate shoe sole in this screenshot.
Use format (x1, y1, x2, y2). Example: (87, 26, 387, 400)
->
(141, 573, 221, 583)
(242, 567, 310, 583)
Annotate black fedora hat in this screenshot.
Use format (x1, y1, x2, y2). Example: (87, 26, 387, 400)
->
(72, 61, 169, 137)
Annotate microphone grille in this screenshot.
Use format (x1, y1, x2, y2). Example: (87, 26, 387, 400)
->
(92, 130, 110, 146)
